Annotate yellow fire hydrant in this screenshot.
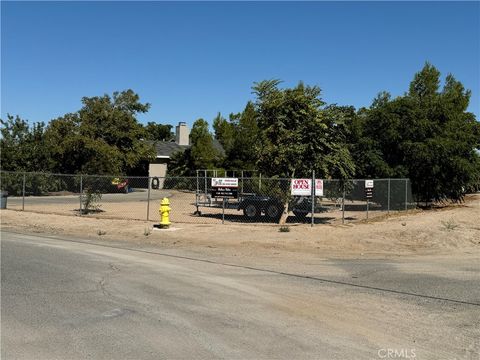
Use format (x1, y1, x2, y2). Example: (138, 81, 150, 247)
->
(159, 197, 171, 228)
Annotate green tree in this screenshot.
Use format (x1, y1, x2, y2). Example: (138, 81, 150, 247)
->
(190, 118, 224, 170)
(252, 80, 355, 179)
(0, 114, 48, 172)
(226, 102, 260, 170)
(212, 113, 235, 155)
(143, 122, 173, 141)
(166, 119, 224, 177)
(44, 90, 156, 175)
(356, 63, 480, 202)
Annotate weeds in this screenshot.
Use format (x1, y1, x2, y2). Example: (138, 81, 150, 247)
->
(279, 226, 290, 233)
(144, 227, 152, 236)
(97, 229, 106, 236)
(441, 218, 459, 231)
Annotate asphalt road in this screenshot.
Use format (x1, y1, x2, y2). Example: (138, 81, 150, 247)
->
(2, 232, 479, 359)
(7, 189, 171, 205)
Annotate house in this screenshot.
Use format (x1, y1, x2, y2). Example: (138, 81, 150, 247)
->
(148, 121, 224, 182)
(148, 122, 190, 181)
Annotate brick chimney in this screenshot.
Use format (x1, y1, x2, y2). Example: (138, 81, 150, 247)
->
(175, 122, 190, 146)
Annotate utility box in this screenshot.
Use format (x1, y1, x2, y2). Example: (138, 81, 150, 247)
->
(0, 191, 8, 209)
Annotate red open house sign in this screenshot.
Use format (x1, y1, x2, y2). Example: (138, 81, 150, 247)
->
(291, 179, 324, 196)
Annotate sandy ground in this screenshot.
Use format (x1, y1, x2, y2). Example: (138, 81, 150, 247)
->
(4, 189, 401, 224)
(1, 193, 479, 262)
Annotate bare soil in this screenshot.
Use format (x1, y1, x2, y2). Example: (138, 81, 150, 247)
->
(2, 193, 479, 260)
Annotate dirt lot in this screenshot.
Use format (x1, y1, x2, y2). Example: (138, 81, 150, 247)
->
(4, 188, 405, 224)
(2, 193, 479, 261)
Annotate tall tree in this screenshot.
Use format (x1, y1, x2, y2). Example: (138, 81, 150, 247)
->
(189, 118, 224, 171)
(0, 114, 48, 172)
(252, 80, 355, 179)
(356, 63, 480, 202)
(227, 101, 260, 170)
(167, 118, 224, 176)
(212, 113, 235, 155)
(44, 90, 156, 175)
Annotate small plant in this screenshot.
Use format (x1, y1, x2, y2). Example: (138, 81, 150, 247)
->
(143, 227, 152, 236)
(279, 226, 290, 233)
(97, 229, 106, 236)
(441, 218, 459, 231)
(82, 187, 102, 214)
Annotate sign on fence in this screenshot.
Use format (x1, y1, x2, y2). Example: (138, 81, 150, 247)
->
(211, 177, 239, 198)
(291, 179, 324, 196)
(211, 178, 239, 188)
(365, 180, 374, 199)
(315, 179, 324, 197)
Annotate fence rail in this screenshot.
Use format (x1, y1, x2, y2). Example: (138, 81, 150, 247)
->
(0, 171, 415, 225)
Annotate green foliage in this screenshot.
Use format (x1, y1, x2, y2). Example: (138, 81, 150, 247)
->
(189, 118, 224, 170)
(252, 80, 355, 179)
(0, 171, 78, 196)
(143, 122, 173, 141)
(225, 102, 261, 170)
(1, 90, 156, 177)
(351, 62, 480, 202)
(0, 115, 49, 172)
(82, 187, 102, 214)
(2, 66, 478, 207)
(166, 118, 223, 179)
(213, 113, 235, 155)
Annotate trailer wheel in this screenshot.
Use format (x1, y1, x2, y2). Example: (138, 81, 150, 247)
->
(243, 204, 259, 220)
(266, 203, 282, 220)
(151, 177, 160, 190)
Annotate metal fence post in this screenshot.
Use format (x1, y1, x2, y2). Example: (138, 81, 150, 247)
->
(79, 175, 83, 215)
(241, 170, 244, 195)
(311, 170, 315, 227)
(342, 182, 346, 225)
(387, 178, 391, 215)
(147, 177, 151, 221)
(222, 198, 225, 224)
(405, 178, 408, 211)
(366, 197, 369, 220)
(204, 170, 207, 198)
(22, 173, 26, 211)
(259, 173, 262, 193)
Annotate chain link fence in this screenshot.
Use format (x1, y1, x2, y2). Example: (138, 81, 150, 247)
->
(0, 171, 414, 225)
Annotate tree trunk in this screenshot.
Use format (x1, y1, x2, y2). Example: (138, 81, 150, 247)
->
(278, 170, 294, 225)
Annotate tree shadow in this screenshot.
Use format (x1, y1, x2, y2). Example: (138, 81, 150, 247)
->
(190, 212, 337, 225)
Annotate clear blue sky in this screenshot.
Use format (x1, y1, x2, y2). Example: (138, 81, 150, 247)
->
(2, 1, 479, 127)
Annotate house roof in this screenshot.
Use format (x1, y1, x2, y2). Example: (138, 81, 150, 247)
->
(150, 141, 189, 158)
(148, 139, 225, 158)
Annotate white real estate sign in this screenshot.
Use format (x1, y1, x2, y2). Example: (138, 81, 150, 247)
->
(291, 179, 324, 196)
(365, 180, 374, 188)
(211, 178, 239, 188)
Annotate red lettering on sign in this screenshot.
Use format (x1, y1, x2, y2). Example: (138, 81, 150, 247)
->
(293, 179, 310, 189)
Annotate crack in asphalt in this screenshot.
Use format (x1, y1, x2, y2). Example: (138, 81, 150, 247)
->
(98, 262, 121, 297)
(4, 230, 480, 307)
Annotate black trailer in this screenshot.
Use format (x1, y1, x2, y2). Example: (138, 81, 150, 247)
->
(194, 170, 327, 222)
